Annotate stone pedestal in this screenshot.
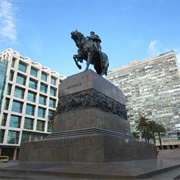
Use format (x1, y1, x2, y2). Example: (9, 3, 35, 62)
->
(19, 70, 156, 162)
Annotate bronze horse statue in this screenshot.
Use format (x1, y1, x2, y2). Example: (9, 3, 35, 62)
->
(71, 30, 109, 76)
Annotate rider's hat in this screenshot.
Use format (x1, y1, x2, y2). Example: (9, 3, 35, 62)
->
(90, 31, 95, 35)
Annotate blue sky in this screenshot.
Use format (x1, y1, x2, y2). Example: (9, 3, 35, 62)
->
(0, 0, 180, 77)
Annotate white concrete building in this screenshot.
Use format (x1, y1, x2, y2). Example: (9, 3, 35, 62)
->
(106, 51, 180, 149)
(0, 48, 66, 160)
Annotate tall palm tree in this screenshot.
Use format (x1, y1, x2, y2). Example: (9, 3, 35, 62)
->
(136, 115, 166, 147)
(146, 120, 166, 148)
(148, 120, 158, 145)
(132, 132, 140, 139)
(136, 115, 151, 143)
(156, 123, 166, 149)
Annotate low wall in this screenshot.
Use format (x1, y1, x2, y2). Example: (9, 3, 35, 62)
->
(158, 149, 180, 160)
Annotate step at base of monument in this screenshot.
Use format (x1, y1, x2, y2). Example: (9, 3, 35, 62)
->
(1, 160, 180, 180)
(19, 132, 156, 163)
(46, 127, 134, 139)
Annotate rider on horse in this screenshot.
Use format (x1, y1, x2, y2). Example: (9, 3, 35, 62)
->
(71, 30, 109, 76)
(87, 31, 102, 52)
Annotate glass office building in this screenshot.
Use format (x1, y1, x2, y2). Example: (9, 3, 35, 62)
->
(106, 51, 180, 149)
(0, 49, 66, 160)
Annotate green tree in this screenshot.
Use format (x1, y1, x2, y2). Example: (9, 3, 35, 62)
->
(148, 120, 158, 145)
(136, 115, 151, 143)
(148, 121, 166, 148)
(132, 132, 140, 139)
(156, 123, 166, 149)
(136, 117, 166, 147)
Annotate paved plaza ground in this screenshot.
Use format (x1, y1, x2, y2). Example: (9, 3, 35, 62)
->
(0, 159, 180, 179)
(0, 149, 180, 179)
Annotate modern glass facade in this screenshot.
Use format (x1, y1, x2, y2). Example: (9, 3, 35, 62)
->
(1, 113, 7, 126)
(107, 51, 180, 149)
(27, 91, 36, 102)
(12, 100, 23, 113)
(0, 48, 66, 160)
(30, 67, 38, 77)
(40, 83, 48, 93)
(18, 61, 27, 73)
(0, 130, 5, 143)
(24, 118, 34, 130)
(0, 58, 8, 109)
(26, 104, 35, 115)
(9, 115, 21, 128)
(16, 73, 26, 85)
(7, 131, 20, 144)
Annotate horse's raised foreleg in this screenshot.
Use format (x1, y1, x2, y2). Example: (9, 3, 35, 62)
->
(85, 52, 92, 71)
(73, 54, 82, 69)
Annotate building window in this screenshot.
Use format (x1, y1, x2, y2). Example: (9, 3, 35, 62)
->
(0, 59, 8, 102)
(4, 98, 10, 110)
(51, 76, 56, 85)
(12, 100, 23, 113)
(29, 78, 37, 89)
(24, 118, 34, 130)
(16, 73, 26, 85)
(48, 109, 56, 121)
(48, 109, 55, 116)
(40, 83, 47, 93)
(9, 70, 14, 81)
(30, 67, 38, 77)
(11, 57, 16, 68)
(21, 132, 30, 142)
(27, 91, 36, 102)
(50, 87, 56, 96)
(49, 98, 56, 108)
(7, 84, 12, 95)
(26, 104, 35, 116)
(9, 115, 21, 128)
(7, 130, 20, 144)
(1, 113, 7, 126)
(36, 120, 45, 131)
(18, 61, 27, 73)
(41, 72, 48, 81)
(38, 107, 46, 118)
(14, 86, 25, 99)
(39, 95, 47, 105)
(31, 133, 41, 141)
(47, 122, 53, 132)
(0, 130, 5, 143)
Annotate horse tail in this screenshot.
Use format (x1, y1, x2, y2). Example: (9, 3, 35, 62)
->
(101, 52, 109, 76)
(105, 63, 109, 76)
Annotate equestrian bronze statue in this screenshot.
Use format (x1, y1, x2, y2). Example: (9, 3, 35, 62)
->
(71, 30, 109, 76)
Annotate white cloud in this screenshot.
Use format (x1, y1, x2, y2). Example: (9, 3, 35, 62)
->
(0, 0, 18, 41)
(147, 40, 161, 56)
(147, 41, 180, 68)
